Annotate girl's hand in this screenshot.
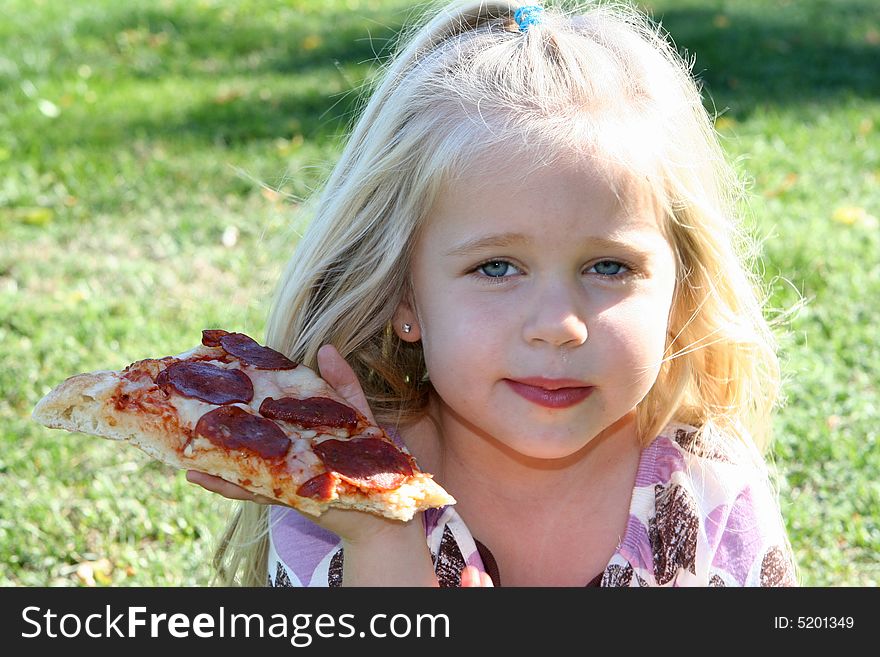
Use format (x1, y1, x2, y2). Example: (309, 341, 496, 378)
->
(460, 565, 494, 587)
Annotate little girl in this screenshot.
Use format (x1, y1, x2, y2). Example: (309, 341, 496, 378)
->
(188, 0, 797, 587)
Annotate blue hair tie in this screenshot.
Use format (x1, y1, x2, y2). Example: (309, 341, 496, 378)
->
(514, 5, 544, 33)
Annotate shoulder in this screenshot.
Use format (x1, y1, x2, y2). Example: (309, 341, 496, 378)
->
(647, 423, 777, 508)
(617, 423, 796, 586)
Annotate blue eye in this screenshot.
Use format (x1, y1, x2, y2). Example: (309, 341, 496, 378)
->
(478, 260, 519, 277)
(589, 260, 628, 276)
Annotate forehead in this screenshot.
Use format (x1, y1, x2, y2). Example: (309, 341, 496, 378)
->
(422, 144, 667, 243)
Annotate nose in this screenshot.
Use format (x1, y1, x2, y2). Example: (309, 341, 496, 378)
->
(521, 284, 589, 348)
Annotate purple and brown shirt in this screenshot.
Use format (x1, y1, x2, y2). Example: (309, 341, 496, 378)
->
(267, 424, 797, 587)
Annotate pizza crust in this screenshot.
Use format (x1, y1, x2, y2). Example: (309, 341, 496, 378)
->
(33, 370, 192, 471)
(33, 371, 134, 441)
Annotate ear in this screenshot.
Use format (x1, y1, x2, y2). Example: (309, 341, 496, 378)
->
(391, 300, 421, 342)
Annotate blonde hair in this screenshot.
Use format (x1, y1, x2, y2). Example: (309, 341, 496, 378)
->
(213, 0, 784, 585)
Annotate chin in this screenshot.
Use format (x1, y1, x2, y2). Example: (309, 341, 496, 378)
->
(506, 434, 595, 461)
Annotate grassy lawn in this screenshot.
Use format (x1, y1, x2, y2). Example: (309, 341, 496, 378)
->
(2, 0, 877, 586)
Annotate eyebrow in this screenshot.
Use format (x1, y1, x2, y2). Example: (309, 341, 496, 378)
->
(444, 231, 657, 257)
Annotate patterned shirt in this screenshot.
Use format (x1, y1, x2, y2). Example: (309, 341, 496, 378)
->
(267, 424, 797, 587)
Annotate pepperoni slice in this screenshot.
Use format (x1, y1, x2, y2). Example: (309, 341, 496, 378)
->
(194, 406, 291, 459)
(201, 329, 230, 347)
(259, 396, 359, 432)
(296, 471, 339, 500)
(156, 361, 254, 404)
(218, 332, 298, 370)
(314, 437, 413, 491)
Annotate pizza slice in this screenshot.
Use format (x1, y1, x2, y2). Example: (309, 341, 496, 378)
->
(31, 329, 455, 521)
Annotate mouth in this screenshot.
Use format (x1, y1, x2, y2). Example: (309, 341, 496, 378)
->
(504, 378, 594, 409)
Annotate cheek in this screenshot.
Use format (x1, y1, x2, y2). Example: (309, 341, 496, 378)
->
(592, 296, 672, 383)
(419, 311, 491, 376)
(416, 294, 509, 400)
(415, 282, 502, 356)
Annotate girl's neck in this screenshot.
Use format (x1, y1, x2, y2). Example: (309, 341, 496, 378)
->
(406, 396, 644, 584)
(405, 395, 643, 514)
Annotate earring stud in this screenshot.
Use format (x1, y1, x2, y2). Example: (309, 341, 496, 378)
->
(402, 323, 412, 334)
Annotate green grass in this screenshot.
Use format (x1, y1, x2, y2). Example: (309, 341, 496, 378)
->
(2, 0, 878, 586)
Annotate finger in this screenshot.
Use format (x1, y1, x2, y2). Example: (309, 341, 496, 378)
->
(316, 344, 376, 423)
(461, 565, 481, 588)
(186, 470, 253, 499)
(460, 565, 494, 587)
(460, 565, 476, 587)
(186, 471, 277, 505)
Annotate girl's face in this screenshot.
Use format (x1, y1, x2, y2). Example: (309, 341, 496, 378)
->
(396, 149, 677, 460)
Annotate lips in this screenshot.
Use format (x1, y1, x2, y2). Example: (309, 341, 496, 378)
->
(504, 378, 594, 409)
